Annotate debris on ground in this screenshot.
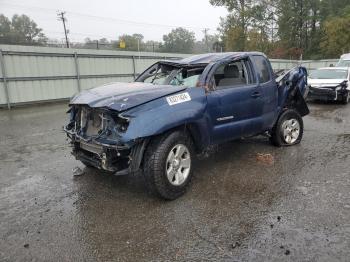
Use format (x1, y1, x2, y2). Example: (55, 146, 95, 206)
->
(285, 250, 290, 255)
(256, 153, 274, 165)
(232, 241, 241, 249)
(72, 167, 85, 177)
(23, 244, 29, 248)
(277, 216, 281, 222)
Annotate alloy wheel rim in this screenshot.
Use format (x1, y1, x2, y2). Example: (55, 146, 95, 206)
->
(166, 144, 191, 186)
(281, 118, 300, 144)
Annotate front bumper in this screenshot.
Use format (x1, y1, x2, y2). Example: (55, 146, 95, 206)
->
(308, 86, 348, 101)
(64, 127, 146, 175)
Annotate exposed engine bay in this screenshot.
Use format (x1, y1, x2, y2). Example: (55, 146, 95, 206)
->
(64, 106, 142, 174)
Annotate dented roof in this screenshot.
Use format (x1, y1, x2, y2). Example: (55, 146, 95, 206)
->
(163, 52, 266, 66)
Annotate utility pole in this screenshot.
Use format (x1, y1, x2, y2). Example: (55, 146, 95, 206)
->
(135, 35, 142, 59)
(203, 28, 210, 52)
(57, 11, 69, 48)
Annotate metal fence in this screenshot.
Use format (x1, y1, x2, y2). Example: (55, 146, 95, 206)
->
(0, 44, 338, 109)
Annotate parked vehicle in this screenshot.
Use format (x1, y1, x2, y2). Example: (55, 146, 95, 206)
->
(337, 53, 350, 67)
(308, 67, 350, 104)
(64, 52, 309, 199)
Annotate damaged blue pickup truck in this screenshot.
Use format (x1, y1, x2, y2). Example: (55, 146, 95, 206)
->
(64, 52, 309, 199)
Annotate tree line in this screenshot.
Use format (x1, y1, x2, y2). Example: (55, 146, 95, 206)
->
(81, 28, 220, 54)
(0, 14, 47, 46)
(210, 0, 350, 59)
(0, 14, 219, 54)
(1, 0, 350, 59)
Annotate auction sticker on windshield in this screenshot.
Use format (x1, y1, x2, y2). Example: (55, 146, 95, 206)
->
(166, 92, 191, 106)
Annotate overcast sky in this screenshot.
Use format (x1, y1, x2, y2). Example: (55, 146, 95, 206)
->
(0, 0, 228, 43)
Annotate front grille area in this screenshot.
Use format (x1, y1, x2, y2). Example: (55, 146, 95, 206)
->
(309, 86, 335, 95)
(80, 107, 106, 137)
(64, 105, 135, 173)
(73, 141, 131, 172)
(80, 141, 103, 155)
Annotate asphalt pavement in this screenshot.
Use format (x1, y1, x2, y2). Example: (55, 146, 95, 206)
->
(0, 101, 349, 261)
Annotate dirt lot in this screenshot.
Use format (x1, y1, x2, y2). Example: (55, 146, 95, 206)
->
(0, 101, 349, 262)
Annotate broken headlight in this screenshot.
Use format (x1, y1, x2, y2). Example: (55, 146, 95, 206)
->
(340, 80, 348, 90)
(114, 115, 130, 132)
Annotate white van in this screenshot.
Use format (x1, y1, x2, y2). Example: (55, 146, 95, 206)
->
(337, 53, 350, 67)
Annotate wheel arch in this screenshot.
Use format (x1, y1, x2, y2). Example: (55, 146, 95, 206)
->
(136, 122, 207, 170)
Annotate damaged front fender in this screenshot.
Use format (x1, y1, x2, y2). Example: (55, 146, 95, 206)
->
(277, 66, 309, 117)
(118, 87, 209, 148)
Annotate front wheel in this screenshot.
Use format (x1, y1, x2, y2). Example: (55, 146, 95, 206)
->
(143, 130, 194, 200)
(270, 109, 304, 147)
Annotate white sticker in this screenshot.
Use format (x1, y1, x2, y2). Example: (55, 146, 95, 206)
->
(166, 92, 191, 106)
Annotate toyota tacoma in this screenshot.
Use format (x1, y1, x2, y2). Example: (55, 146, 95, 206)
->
(64, 52, 309, 199)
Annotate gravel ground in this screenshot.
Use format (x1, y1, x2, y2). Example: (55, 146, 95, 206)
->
(0, 101, 349, 262)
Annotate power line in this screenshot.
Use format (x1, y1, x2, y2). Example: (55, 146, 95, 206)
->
(1, 2, 216, 31)
(44, 30, 117, 40)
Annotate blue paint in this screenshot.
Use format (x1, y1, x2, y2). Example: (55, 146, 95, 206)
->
(68, 52, 309, 150)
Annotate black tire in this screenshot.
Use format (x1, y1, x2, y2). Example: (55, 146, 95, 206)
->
(270, 109, 304, 147)
(341, 91, 349, 105)
(143, 130, 194, 200)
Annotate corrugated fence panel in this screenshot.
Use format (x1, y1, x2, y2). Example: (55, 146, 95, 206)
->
(4, 54, 76, 78)
(80, 76, 134, 91)
(8, 79, 77, 104)
(78, 57, 133, 75)
(0, 44, 338, 108)
(0, 45, 190, 107)
(135, 58, 160, 74)
(270, 59, 298, 70)
(301, 59, 338, 69)
(0, 55, 5, 105)
(0, 82, 6, 105)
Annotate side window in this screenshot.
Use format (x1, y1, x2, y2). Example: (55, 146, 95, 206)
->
(214, 59, 252, 90)
(251, 55, 271, 83)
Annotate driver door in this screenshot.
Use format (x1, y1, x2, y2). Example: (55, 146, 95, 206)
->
(207, 58, 264, 144)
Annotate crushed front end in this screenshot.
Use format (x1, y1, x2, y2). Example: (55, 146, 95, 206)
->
(64, 105, 144, 175)
(308, 81, 349, 101)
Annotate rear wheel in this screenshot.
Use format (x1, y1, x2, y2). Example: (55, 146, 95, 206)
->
(270, 109, 303, 147)
(143, 130, 194, 200)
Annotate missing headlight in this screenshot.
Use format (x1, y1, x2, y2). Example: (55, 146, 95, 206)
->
(115, 115, 130, 132)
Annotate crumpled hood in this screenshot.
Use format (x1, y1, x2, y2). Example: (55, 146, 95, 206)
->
(70, 82, 187, 111)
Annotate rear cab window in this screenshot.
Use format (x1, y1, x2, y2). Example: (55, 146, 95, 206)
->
(251, 55, 272, 84)
(212, 58, 255, 90)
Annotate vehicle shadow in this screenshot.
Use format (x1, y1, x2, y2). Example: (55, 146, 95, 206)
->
(70, 136, 305, 261)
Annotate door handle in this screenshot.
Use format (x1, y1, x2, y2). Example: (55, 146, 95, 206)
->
(251, 91, 261, 98)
